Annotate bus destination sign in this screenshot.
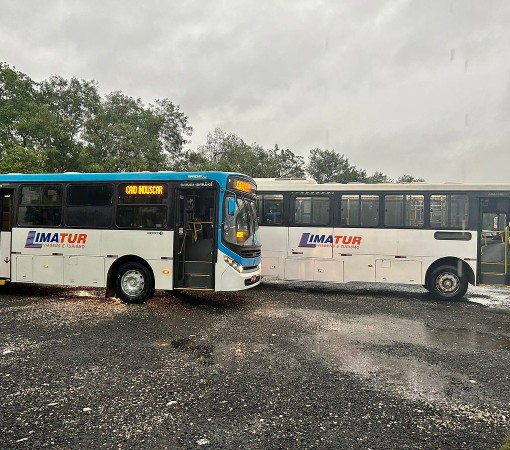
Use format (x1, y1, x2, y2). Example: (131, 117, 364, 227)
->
(124, 185, 165, 195)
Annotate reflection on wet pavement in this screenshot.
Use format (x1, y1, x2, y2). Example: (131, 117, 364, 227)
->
(255, 307, 510, 403)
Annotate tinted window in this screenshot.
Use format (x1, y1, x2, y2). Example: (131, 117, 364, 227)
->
(294, 196, 330, 225)
(18, 185, 62, 227)
(65, 184, 113, 228)
(117, 206, 167, 229)
(258, 194, 283, 225)
(68, 184, 113, 206)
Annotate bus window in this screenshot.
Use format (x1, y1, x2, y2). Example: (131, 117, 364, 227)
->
(430, 195, 448, 228)
(117, 183, 168, 229)
(385, 194, 424, 228)
(294, 196, 330, 225)
(260, 194, 283, 225)
(66, 184, 114, 228)
(451, 195, 469, 228)
(18, 185, 62, 227)
(430, 194, 469, 229)
(405, 195, 424, 227)
(341, 194, 379, 227)
(385, 195, 404, 227)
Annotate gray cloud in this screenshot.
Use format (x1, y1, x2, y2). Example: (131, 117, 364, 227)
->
(1, 0, 509, 182)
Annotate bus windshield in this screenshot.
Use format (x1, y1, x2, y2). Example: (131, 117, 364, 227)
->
(223, 195, 259, 247)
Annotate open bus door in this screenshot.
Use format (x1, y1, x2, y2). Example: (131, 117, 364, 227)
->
(0, 190, 13, 281)
(479, 197, 510, 285)
(174, 185, 217, 290)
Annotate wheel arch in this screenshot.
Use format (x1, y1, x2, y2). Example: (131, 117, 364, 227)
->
(105, 255, 155, 299)
(425, 256, 475, 287)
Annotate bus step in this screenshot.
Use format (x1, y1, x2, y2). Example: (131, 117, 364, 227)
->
(185, 273, 213, 289)
(479, 272, 508, 285)
(184, 261, 213, 275)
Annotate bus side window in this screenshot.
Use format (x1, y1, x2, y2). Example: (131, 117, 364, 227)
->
(294, 196, 330, 226)
(262, 195, 283, 225)
(18, 185, 62, 227)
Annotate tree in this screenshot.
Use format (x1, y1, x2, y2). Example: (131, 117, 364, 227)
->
(39, 75, 100, 172)
(265, 145, 305, 178)
(84, 91, 163, 172)
(365, 171, 393, 183)
(0, 63, 45, 170)
(306, 148, 366, 183)
(150, 98, 192, 163)
(397, 174, 425, 183)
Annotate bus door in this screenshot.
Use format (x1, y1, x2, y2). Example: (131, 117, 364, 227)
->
(174, 186, 216, 290)
(479, 197, 510, 285)
(0, 190, 13, 280)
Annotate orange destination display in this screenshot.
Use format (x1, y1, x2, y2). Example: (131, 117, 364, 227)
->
(228, 177, 256, 195)
(124, 184, 165, 195)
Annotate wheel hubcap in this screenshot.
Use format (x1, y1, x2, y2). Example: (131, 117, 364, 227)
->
(436, 272, 460, 295)
(121, 270, 145, 297)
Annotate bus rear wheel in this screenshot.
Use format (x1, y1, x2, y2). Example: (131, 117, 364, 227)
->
(115, 262, 153, 304)
(429, 265, 467, 301)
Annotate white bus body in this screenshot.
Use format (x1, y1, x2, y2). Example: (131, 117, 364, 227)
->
(256, 179, 510, 300)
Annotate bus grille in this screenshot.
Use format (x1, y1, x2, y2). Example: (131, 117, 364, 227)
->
(240, 249, 261, 258)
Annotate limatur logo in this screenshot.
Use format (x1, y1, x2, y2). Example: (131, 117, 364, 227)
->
(25, 231, 88, 249)
(298, 233, 362, 249)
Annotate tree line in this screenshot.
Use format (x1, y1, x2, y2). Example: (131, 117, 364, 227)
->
(0, 63, 423, 183)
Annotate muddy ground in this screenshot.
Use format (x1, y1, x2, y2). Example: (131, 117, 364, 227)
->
(1, 281, 509, 449)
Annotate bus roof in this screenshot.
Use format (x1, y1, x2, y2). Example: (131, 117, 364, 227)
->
(255, 178, 510, 192)
(0, 171, 253, 184)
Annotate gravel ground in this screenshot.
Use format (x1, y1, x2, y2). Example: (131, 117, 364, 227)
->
(0, 281, 509, 449)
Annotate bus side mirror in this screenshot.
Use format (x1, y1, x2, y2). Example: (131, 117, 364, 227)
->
(227, 197, 236, 216)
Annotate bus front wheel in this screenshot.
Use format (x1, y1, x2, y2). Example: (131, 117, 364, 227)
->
(429, 265, 467, 301)
(115, 262, 154, 304)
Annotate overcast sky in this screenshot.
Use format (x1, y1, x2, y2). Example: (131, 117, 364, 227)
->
(1, 0, 509, 182)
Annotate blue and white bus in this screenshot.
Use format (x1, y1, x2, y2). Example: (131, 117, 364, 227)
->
(0, 171, 261, 303)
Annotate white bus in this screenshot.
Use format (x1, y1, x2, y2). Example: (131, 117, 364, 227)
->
(0, 171, 261, 303)
(256, 178, 510, 300)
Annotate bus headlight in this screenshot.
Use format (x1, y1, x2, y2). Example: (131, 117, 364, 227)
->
(224, 256, 243, 273)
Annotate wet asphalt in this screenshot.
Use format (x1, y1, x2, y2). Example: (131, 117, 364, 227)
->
(1, 282, 509, 449)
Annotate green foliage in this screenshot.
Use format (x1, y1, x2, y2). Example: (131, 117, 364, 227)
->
(365, 171, 394, 183)
(0, 145, 43, 173)
(38, 75, 101, 172)
(0, 62, 192, 174)
(197, 130, 305, 178)
(397, 174, 425, 183)
(307, 148, 366, 183)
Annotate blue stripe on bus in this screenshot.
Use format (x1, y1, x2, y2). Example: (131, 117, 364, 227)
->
(0, 171, 244, 183)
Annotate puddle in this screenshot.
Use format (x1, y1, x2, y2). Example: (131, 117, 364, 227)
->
(320, 314, 510, 351)
(314, 334, 448, 401)
(426, 327, 510, 351)
(255, 306, 510, 402)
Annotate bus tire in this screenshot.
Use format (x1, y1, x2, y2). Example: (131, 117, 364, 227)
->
(115, 262, 154, 304)
(429, 265, 467, 301)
